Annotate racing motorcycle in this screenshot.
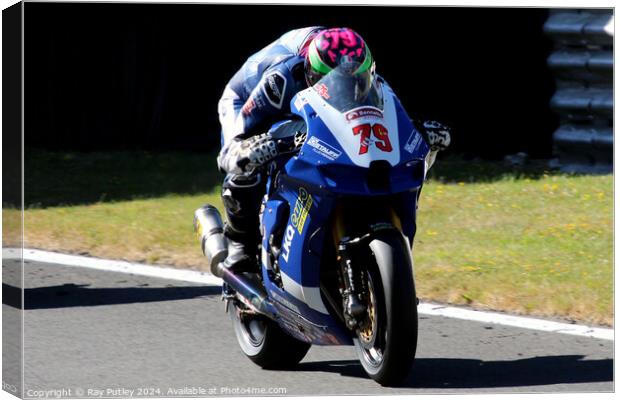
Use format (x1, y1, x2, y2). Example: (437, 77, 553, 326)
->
(194, 64, 431, 386)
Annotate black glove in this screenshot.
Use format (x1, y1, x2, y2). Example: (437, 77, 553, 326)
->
(423, 120, 451, 151)
(217, 133, 278, 174)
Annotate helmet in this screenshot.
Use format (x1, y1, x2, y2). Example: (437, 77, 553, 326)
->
(304, 27, 375, 87)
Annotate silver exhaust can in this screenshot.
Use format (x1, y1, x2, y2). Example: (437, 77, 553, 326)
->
(194, 205, 228, 277)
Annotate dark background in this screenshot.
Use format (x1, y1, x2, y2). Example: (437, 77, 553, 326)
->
(25, 4, 557, 159)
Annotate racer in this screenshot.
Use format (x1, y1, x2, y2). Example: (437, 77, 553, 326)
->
(216, 27, 451, 272)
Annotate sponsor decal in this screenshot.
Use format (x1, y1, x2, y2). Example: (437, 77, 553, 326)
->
(404, 129, 423, 153)
(262, 71, 287, 109)
(282, 187, 313, 262)
(307, 136, 342, 160)
(281, 225, 296, 263)
(267, 75, 282, 99)
(314, 83, 330, 99)
(345, 107, 384, 122)
(241, 98, 256, 116)
(291, 187, 313, 234)
(293, 95, 308, 111)
(254, 92, 266, 109)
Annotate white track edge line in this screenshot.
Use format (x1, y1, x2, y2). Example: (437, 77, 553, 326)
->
(8, 248, 223, 286)
(4, 248, 614, 341)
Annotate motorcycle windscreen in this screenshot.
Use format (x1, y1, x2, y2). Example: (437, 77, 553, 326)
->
(303, 72, 400, 168)
(314, 64, 383, 113)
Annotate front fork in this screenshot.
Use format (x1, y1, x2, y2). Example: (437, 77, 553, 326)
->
(338, 239, 368, 329)
(331, 202, 404, 331)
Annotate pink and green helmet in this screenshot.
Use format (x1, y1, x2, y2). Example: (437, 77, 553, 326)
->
(304, 27, 375, 87)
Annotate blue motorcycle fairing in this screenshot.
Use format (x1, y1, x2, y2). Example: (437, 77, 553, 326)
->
(282, 86, 430, 196)
(257, 81, 429, 346)
(260, 183, 353, 345)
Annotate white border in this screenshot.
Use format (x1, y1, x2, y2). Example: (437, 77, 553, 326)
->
(7, 1, 618, 6)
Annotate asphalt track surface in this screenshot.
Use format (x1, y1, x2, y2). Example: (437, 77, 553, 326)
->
(4, 259, 614, 397)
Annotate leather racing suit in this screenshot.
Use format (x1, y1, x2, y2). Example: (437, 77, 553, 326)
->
(216, 27, 324, 272)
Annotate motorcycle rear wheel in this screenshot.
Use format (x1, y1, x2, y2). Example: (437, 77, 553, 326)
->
(228, 304, 311, 369)
(353, 230, 418, 386)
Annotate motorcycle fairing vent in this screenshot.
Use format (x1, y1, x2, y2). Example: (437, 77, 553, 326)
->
(366, 160, 391, 192)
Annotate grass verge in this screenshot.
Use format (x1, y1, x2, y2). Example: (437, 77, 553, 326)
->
(11, 151, 614, 326)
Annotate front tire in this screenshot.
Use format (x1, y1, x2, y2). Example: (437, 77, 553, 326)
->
(228, 304, 311, 369)
(353, 230, 418, 386)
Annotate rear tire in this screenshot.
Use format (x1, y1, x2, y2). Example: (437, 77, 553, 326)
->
(229, 305, 311, 369)
(353, 230, 418, 386)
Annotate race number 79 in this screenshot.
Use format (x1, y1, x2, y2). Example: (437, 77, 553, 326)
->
(352, 123, 393, 154)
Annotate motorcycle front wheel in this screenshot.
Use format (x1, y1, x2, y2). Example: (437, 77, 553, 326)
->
(352, 230, 418, 386)
(228, 302, 311, 369)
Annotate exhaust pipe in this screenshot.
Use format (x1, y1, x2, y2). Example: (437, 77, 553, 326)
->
(218, 267, 277, 319)
(194, 205, 229, 277)
(194, 205, 277, 319)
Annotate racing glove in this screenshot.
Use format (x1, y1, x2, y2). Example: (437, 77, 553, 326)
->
(423, 120, 451, 151)
(217, 133, 278, 175)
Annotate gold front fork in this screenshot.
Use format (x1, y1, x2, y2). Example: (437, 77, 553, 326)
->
(330, 201, 404, 248)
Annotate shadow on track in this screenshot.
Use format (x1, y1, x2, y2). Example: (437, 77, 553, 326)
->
(296, 356, 613, 388)
(3, 283, 220, 310)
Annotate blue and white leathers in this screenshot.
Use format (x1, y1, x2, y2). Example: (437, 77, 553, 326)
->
(218, 27, 323, 147)
(257, 76, 430, 345)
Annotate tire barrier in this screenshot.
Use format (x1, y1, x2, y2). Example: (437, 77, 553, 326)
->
(544, 9, 613, 172)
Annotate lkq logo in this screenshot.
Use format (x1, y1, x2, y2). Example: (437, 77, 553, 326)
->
(281, 188, 313, 262)
(281, 225, 296, 263)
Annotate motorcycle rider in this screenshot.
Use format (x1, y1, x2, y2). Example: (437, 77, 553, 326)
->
(216, 27, 451, 273)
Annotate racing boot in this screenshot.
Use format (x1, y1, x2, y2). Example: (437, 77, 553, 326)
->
(221, 222, 260, 273)
(220, 173, 264, 273)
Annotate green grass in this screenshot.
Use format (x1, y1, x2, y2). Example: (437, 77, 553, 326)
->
(13, 150, 613, 326)
(20, 193, 222, 267)
(415, 173, 612, 325)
